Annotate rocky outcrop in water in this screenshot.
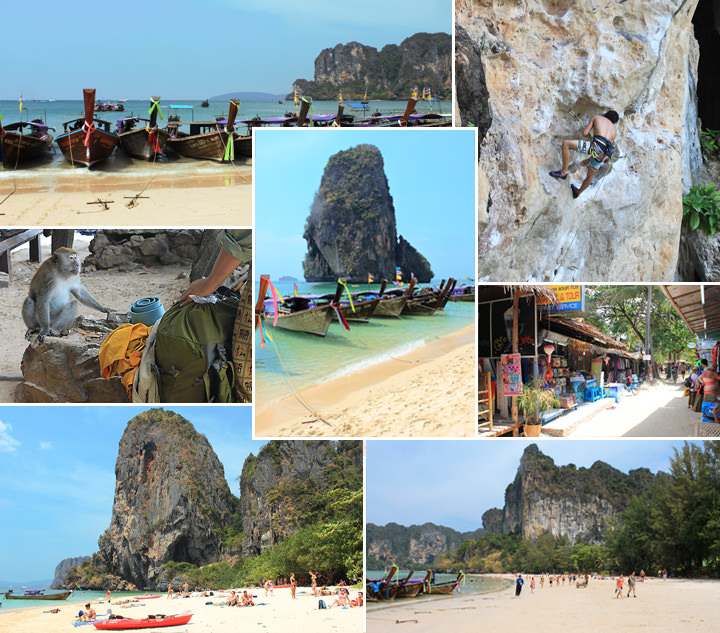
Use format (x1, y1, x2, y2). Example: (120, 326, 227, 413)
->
(302, 144, 433, 282)
(99, 410, 236, 589)
(51, 556, 90, 589)
(457, 0, 703, 281)
(291, 33, 451, 101)
(490, 444, 655, 544)
(239, 440, 362, 557)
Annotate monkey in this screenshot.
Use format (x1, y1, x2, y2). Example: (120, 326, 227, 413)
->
(22, 247, 115, 342)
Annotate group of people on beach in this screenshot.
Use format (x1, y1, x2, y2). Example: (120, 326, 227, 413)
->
(513, 571, 646, 598)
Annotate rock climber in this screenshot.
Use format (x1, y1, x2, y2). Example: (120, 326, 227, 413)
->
(549, 110, 619, 198)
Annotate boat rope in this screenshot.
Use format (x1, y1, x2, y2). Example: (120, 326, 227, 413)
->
(263, 323, 334, 427)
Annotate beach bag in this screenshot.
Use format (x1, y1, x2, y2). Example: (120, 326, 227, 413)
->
(684, 376, 692, 388)
(318, 599, 327, 609)
(154, 287, 239, 402)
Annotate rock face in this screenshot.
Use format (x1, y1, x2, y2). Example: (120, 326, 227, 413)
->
(366, 522, 485, 567)
(16, 316, 130, 403)
(51, 556, 90, 588)
(239, 440, 362, 557)
(491, 444, 655, 545)
(457, 0, 703, 281)
(84, 230, 203, 272)
(292, 33, 451, 101)
(99, 410, 236, 589)
(302, 144, 433, 282)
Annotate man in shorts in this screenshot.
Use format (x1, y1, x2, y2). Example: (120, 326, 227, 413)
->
(550, 110, 619, 198)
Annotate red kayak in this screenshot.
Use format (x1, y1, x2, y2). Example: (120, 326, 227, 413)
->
(93, 614, 192, 630)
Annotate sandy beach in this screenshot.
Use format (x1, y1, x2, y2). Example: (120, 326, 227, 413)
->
(0, 170, 251, 226)
(0, 238, 192, 402)
(255, 326, 476, 438)
(367, 575, 720, 632)
(0, 586, 362, 633)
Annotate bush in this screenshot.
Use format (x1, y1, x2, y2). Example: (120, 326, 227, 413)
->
(700, 128, 720, 158)
(683, 184, 720, 234)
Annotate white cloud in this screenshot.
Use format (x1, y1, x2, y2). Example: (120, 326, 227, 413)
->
(0, 421, 20, 453)
(39, 441, 52, 450)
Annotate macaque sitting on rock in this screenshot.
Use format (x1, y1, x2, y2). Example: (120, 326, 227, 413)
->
(22, 247, 115, 342)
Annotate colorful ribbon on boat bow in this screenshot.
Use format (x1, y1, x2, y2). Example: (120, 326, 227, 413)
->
(82, 121, 97, 147)
(337, 279, 355, 312)
(266, 279, 284, 327)
(256, 314, 273, 349)
(223, 133, 234, 162)
(331, 303, 350, 330)
(145, 126, 162, 153)
(148, 98, 164, 120)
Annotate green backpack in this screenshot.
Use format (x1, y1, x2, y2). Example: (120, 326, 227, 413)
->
(154, 287, 239, 402)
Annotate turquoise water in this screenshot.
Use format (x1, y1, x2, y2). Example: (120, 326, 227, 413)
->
(0, 99, 449, 175)
(255, 279, 475, 408)
(365, 571, 510, 605)
(0, 589, 158, 614)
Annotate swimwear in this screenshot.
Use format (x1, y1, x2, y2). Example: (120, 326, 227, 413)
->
(576, 135, 615, 170)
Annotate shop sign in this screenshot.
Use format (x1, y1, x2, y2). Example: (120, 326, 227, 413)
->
(501, 353, 523, 396)
(642, 354, 652, 360)
(537, 285, 584, 313)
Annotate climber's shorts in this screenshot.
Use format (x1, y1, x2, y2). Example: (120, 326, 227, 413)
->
(575, 138, 610, 170)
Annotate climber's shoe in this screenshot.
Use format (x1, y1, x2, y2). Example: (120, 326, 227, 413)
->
(571, 184, 581, 199)
(549, 170, 567, 179)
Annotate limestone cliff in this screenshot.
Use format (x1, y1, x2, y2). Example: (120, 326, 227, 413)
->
(99, 409, 236, 589)
(494, 444, 655, 544)
(366, 522, 486, 568)
(291, 33, 451, 101)
(239, 440, 362, 557)
(51, 556, 90, 588)
(457, 0, 703, 281)
(302, 144, 433, 282)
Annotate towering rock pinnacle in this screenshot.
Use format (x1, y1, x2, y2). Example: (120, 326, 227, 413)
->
(302, 144, 433, 282)
(99, 409, 236, 589)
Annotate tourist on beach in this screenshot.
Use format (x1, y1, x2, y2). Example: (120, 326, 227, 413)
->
(351, 592, 363, 607)
(106, 589, 110, 601)
(540, 575, 545, 588)
(549, 110, 619, 198)
(310, 570, 318, 596)
(615, 575, 624, 598)
(515, 574, 524, 597)
(226, 591, 239, 607)
(627, 572, 637, 598)
(290, 573, 297, 599)
(167, 586, 173, 599)
(264, 579, 274, 596)
(640, 570, 645, 582)
(183, 581, 189, 595)
(530, 576, 535, 593)
(329, 587, 350, 608)
(700, 363, 720, 403)
(240, 591, 254, 606)
(79, 603, 96, 621)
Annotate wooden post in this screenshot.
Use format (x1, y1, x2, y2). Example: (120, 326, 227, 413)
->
(511, 291, 519, 426)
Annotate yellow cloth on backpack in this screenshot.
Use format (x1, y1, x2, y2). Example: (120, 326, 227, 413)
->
(99, 323, 152, 397)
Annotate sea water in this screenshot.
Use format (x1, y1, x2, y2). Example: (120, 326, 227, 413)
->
(0, 99, 449, 178)
(365, 571, 511, 608)
(255, 279, 474, 408)
(0, 588, 159, 614)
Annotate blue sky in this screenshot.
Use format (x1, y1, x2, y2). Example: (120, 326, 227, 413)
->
(366, 440, 702, 532)
(1, 1, 450, 100)
(254, 128, 477, 281)
(0, 406, 261, 582)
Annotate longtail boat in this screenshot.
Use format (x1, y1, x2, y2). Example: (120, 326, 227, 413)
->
(0, 117, 54, 168)
(372, 278, 417, 317)
(423, 571, 464, 595)
(403, 278, 456, 315)
(55, 89, 120, 167)
(366, 565, 400, 601)
(4, 589, 71, 600)
(451, 285, 475, 302)
(116, 97, 170, 161)
(93, 613, 192, 630)
(262, 282, 344, 337)
(165, 99, 247, 162)
(396, 571, 424, 598)
(321, 280, 387, 323)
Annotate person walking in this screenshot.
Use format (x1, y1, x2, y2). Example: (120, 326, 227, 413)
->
(515, 574, 524, 597)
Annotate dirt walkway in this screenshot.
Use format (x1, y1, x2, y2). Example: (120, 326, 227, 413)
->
(571, 380, 697, 437)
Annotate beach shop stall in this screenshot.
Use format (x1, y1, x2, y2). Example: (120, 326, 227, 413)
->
(478, 285, 635, 436)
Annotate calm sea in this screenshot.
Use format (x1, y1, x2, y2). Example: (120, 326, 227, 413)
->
(0, 588, 161, 614)
(365, 571, 511, 607)
(255, 279, 475, 408)
(0, 99, 449, 176)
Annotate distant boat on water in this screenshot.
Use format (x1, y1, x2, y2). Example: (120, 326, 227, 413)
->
(3, 589, 71, 600)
